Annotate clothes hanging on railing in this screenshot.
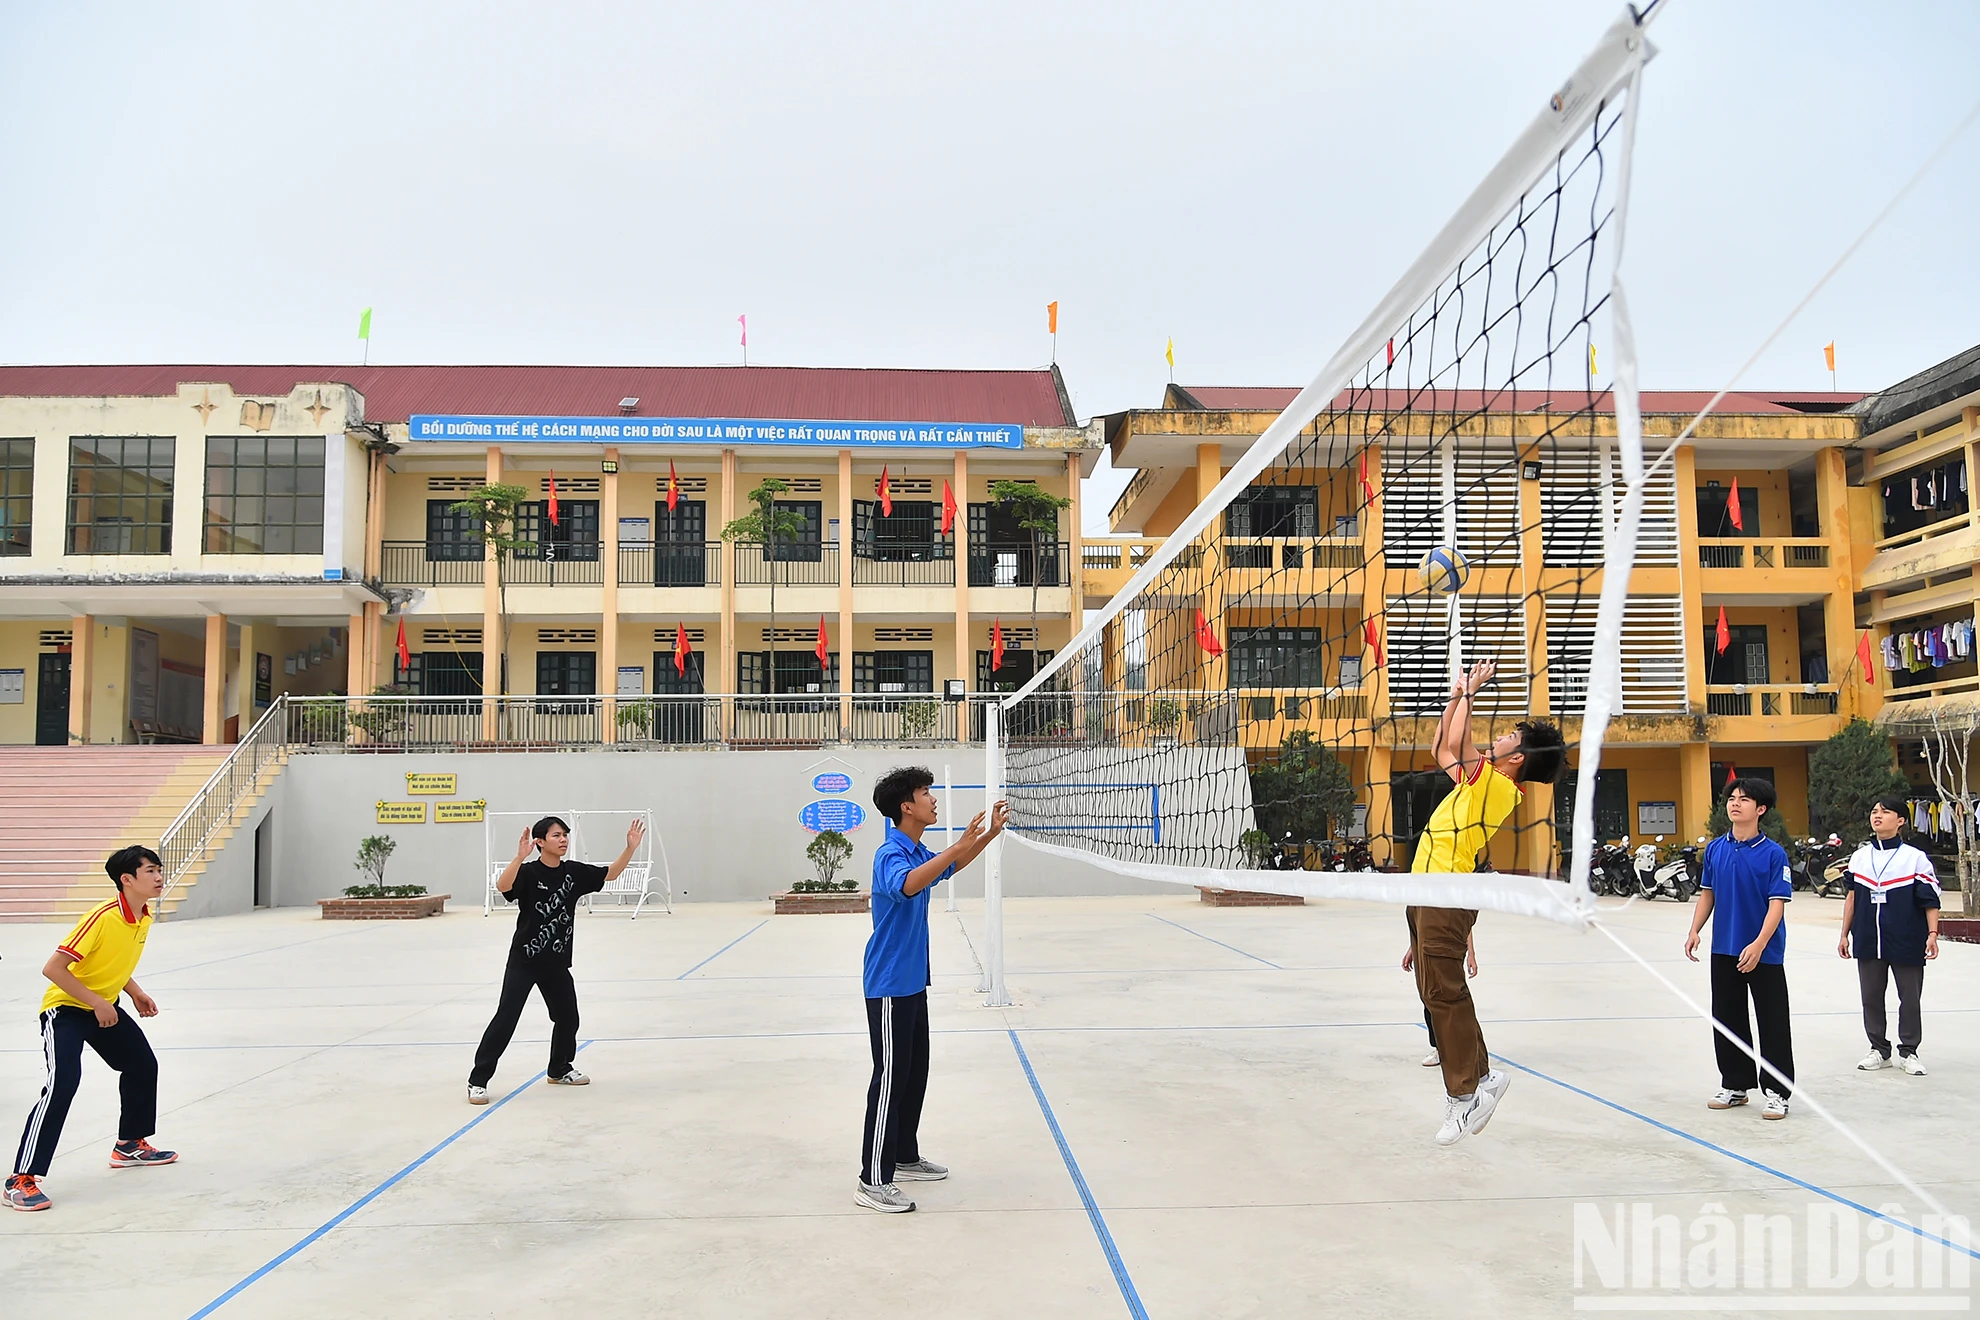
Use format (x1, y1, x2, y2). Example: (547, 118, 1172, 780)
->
(1904, 796, 1977, 845)
(1881, 619, 1975, 672)
(1889, 457, 1968, 514)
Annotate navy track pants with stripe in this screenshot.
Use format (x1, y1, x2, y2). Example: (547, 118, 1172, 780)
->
(861, 991, 929, 1187)
(14, 1005, 158, 1177)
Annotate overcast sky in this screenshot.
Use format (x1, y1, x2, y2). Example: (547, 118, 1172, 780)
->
(2, 1, 1974, 531)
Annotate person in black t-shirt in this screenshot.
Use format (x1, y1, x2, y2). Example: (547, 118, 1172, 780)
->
(467, 815, 645, 1103)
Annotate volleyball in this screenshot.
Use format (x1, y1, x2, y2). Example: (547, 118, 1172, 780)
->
(1419, 546, 1469, 594)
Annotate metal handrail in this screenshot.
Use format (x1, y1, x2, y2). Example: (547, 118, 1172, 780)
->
(159, 694, 291, 896)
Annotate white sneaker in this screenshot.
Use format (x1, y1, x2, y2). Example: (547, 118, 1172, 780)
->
(466, 1085, 489, 1105)
(855, 1181, 916, 1213)
(1471, 1069, 1512, 1134)
(547, 1069, 590, 1086)
(1433, 1088, 1500, 1146)
(1898, 1053, 1928, 1076)
(1761, 1090, 1790, 1120)
(1856, 1050, 1892, 1071)
(1707, 1088, 1749, 1110)
(1420, 1048, 1442, 1068)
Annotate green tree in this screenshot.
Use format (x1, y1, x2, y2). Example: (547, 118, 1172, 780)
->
(987, 479, 1073, 673)
(721, 478, 813, 697)
(1250, 731, 1357, 843)
(448, 482, 533, 695)
(1806, 717, 1910, 841)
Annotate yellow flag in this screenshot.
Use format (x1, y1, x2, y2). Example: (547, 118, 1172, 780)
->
(1165, 337, 1175, 370)
(1588, 343, 1598, 376)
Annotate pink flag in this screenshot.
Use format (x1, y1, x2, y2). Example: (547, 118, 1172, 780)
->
(738, 314, 748, 347)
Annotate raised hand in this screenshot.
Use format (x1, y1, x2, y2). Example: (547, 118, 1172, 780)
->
(1465, 659, 1497, 695)
(624, 818, 647, 852)
(514, 827, 537, 863)
(988, 800, 1012, 838)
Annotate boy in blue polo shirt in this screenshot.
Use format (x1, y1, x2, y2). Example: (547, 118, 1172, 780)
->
(857, 766, 1009, 1214)
(1683, 778, 1796, 1120)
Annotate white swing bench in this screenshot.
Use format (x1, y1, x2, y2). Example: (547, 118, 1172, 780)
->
(482, 809, 671, 918)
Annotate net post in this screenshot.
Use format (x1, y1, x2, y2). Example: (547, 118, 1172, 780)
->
(944, 762, 958, 913)
(981, 703, 1010, 1006)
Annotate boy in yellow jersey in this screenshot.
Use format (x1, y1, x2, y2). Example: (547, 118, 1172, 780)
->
(1407, 660, 1563, 1146)
(6, 846, 177, 1212)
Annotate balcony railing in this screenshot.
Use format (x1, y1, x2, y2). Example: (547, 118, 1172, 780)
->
(852, 547, 956, 586)
(1697, 538, 1831, 570)
(380, 542, 485, 587)
(505, 546, 604, 586)
(1225, 537, 1365, 571)
(968, 542, 1068, 588)
(1705, 685, 1840, 717)
(732, 542, 840, 586)
(618, 541, 722, 587)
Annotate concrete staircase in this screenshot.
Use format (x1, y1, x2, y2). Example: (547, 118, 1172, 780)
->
(0, 746, 264, 922)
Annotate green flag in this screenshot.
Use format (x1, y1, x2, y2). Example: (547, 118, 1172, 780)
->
(358, 307, 372, 340)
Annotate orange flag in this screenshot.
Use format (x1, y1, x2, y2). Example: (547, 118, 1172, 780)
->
(1726, 477, 1743, 532)
(941, 479, 957, 536)
(877, 467, 892, 517)
(675, 623, 691, 676)
(1363, 616, 1383, 669)
(1857, 630, 1875, 684)
(814, 616, 829, 666)
(1824, 342, 1836, 373)
(1715, 605, 1731, 656)
(667, 460, 680, 513)
(1194, 608, 1223, 657)
(991, 618, 1005, 672)
(1047, 301, 1058, 334)
(547, 471, 560, 526)
(395, 618, 410, 671)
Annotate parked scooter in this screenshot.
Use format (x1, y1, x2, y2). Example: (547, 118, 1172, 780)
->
(1631, 834, 1702, 902)
(1808, 834, 1852, 899)
(1590, 839, 1639, 897)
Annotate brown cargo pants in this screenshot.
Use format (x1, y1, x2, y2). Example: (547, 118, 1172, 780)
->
(1408, 905, 1490, 1098)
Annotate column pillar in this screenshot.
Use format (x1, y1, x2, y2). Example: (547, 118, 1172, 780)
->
(1065, 452, 1083, 659)
(1674, 445, 1706, 712)
(346, 612, 366, 696)
(68, 615, 94, 745)
(1678, 741, 1713, 843)
(838, 449, 855, 731)
(1813, 445, 1861, 716)
(235, 621, 258, 739)
(482, 446, 503, 741)
(1358, 441, 1392, 865)
(203, 614, 227, 745)
(1514, 437, 1554, 874)
(720, 448, 738, 707)
(601, 446, 621, 744)
(1195, 443, 1227, 694)
(953, 449, 970, 690)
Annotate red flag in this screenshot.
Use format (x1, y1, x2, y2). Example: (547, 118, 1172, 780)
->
(877, 467, 892, 517)
(1724, 762, 1738, 790)
(991, 618, 1005, 672)
(1857, 630, 1875, 684)
(1385, 338, 1394, 366)
(1358, 449, 1374, 504)
(1363, 616, 1383, 669)
(667, 460, 680, 513)
(941, 479, 957, 536)
(1726, 478, 1743, 532)
(547, 471, 560, 526)
(675, 623, 691, 676)
(1194, 608, 1223, 657)
(394, 618, 410, 672)
(1714, 605, 1730, 656)
(815, 616, 829, 666)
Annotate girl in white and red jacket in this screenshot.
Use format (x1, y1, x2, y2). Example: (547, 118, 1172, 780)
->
(1838, 794, 1942, 1075)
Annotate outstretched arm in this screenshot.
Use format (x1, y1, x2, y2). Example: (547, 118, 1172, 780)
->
(602, 819, 648, 884)
(900, 802, 1012, 896)
(1433, 660, 1495, 782)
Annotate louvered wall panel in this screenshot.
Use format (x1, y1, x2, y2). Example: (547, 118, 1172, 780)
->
(1384, 594, 1531, 718)
(1544, 594, 1687, 714)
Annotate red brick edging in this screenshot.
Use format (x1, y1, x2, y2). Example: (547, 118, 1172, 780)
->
(1197, 886, 1305, 907)
(773, 892, 869, 915)
(1939, 917, 1980, 945)
(318, 894, 451, 920)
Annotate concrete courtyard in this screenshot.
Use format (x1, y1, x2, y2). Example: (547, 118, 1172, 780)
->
(1, 890, 1975, 1318)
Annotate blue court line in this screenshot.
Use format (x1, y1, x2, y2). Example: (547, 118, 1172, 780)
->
(675, 920, 767, 980)
(1008, 1029, 1151, 1320)
(1490, 1046, 1980, 1260)
(186, 1041, 595, 1319)
(1145, 914, 1281, 969)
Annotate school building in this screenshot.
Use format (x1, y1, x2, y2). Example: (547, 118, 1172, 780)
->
(1086, 342, 1980, 871)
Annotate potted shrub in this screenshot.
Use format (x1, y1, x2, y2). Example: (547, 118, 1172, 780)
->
(319, 834, 449, 919)
(898, 700, 941, 742)
(1149, 696, 1184, 746)
(775, 830, 868, 914)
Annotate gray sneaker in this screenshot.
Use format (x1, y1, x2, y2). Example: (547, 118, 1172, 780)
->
(855, 1181, 915, 1213)
(894, 1158, 949, 1182)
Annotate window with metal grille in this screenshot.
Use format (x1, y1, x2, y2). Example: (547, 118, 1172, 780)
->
(1228, 627, 1324, 688)
(1556, 769, 1629, 844)
(535, 651, 597, 696)
(515, 500, 600, 560)
(203, 436, 326, 554)
(426, 499, 484, 561)
(738, 650, 839, 693)
(1225, 486, 1318, 538)
(854, 651, 933, 693)
(68, 437, 174, 554)
(766, 500, 823, 561)
(0, 438, 30, 556)
(854, 500, 946, 560)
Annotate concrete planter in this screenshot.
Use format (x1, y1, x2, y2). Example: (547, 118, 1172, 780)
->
(319, 894, 450, 920)
(773, 890, 869, 915)
(1197, 886, 1304, 907)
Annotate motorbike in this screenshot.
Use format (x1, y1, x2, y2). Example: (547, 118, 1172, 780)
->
(1631, 834, 1701, 902)
(1589, 839, 1638, 897)
(1808, 834, 1852, 899)
(1268, 832, 1305, 871)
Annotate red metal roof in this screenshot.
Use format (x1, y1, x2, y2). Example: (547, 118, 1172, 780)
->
(0, 364, 1075, 427)
(1176, 385, 1866, 415)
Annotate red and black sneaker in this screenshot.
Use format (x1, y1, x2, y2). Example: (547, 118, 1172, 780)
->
(109, 1139, 178, 1169)
(4, 1173, 51, 1211)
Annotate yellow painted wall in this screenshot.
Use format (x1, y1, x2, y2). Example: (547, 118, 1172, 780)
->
(1707, 606, 1805, 684)
(0, 620, 55, 744)
(1695, 466, 1793, 538)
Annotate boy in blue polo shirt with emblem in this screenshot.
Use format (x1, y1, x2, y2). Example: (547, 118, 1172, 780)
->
(1683, 778, 1796, 1120)
(857, 767, 1009, 1214)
